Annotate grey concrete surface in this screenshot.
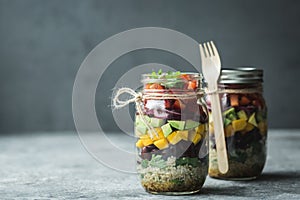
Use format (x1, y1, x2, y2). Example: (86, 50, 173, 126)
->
(1, 0, 300, 133)
(1, 130, 299, 199)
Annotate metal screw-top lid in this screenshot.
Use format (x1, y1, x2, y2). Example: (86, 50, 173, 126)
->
(219, 67, 263, 84)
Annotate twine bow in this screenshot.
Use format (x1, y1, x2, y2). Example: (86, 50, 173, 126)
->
(113, 88, 142, 109)
(112, 88, 158, 138)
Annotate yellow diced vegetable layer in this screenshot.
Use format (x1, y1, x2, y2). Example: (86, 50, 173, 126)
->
(192, 133, 202, 145)
(232, 119, 247, 131)
(224, 124, 234, 137)
(140, 135, 153, 146)
(188, 130, 197, 142)
(141, 138, 153, 146)
(195, 124, 206, 135)
(167, 131, 181, 145)
(154, 138, 169, 150)
(148, 127, 165, 141)
(135, 139, 144, 148)
(178, 130, 189, 141)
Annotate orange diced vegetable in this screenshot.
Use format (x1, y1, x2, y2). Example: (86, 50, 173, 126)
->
(230, 95, 239, 107)
(145, 84, 152, 89)
(180, 74, 190, 80)
(240, 96, 251, 105)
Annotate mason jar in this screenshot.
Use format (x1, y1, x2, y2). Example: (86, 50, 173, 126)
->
(208, 67, 268, 180)
(135, 72, 209, 194)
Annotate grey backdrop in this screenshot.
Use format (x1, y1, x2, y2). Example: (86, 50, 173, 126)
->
(0, 0, 299, 134)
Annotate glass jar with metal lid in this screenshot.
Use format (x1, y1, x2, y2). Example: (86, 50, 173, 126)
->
(207, 67, 268, 180)
(135, 72, 209, 194)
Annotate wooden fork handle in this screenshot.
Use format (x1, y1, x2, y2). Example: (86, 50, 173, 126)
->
(210, 91, 229, 174)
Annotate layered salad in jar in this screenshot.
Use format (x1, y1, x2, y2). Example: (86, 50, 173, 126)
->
(135, 71, 209, 194)
(208, 90, 267, 179)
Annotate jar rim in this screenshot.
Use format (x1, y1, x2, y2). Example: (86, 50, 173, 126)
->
(219, 67, 263, 84)
(141, 72, 201, 83)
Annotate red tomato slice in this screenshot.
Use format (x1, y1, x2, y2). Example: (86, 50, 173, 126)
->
(165, 100, 172, 109)
(180, 74, 190, 80)
(149, 83, 164, 89)
(187, 80, 197, 90)
(145, 84, 152, 89)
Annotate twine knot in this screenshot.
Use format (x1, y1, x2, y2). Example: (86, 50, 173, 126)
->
(113, 88, 143, 109)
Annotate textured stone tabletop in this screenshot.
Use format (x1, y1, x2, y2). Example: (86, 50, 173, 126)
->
(1, 130, 299, 199)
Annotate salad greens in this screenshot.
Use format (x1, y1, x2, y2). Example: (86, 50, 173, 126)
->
(176, 157, 200, 167)
(141, 154, 167, 169)
(150, 70, 181, 79)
